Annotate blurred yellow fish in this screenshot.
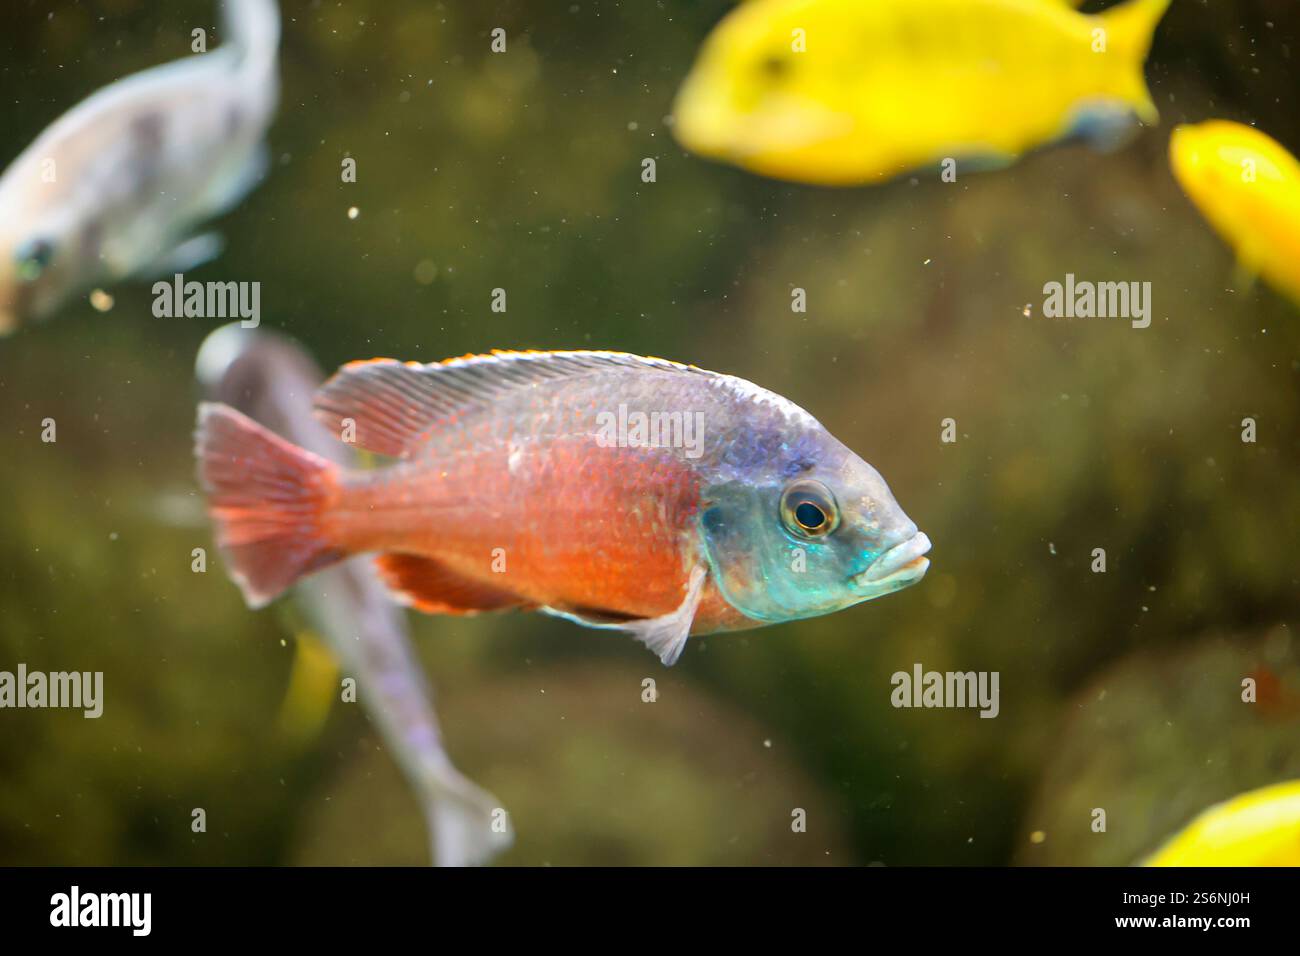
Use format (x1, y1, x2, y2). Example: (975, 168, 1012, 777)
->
(1144, 780, 1300, 866)
(672, 0, 1171, 185)
(1170, 120, 1300, 308)
(276, 630, 341, 744)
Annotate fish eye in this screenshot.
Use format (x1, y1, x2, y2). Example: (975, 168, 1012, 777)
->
(780, 479, 839, 538)
(759, 53, 791, 80)
(15, 238, 55, 281)
(796, 501, 825, 529)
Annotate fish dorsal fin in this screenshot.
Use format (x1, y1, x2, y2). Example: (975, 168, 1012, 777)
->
(313, 350, 700, 458)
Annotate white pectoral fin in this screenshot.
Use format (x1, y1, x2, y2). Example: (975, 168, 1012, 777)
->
(132, 231, 226, 280)
(205, 143, 271, 214)
(540, 565, 708, 667)
(624, 565, 707, 666)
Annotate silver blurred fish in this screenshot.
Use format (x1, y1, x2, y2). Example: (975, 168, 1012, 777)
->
(0, 0, 280, 334)
(196, 324, 513, 867)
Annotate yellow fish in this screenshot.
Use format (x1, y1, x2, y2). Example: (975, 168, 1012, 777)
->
(276, 630, 341, 744)
(1144, 780, 1300, 866)
(1170, 120, 1300, 308)
(672, 0, 1171, 185)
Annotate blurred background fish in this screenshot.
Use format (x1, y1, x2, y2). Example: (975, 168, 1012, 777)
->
(196, 324, 511, 867)
(195, 351, 930, 667)
(1144, 780, 1300, 866)
(1169, 120, 1300, 308)
(672, 0, 1171, 184)
(0, 0, 279, 334)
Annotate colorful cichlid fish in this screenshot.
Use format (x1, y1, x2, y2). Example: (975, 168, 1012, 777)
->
(0, 0, 279, 334)
(1144, 780, 1300, 866)
(672, 0, 1172, 185)
(196, 325, 512, 867)
(195, 350, 931, 666)
(1169, 120, 1300, 309)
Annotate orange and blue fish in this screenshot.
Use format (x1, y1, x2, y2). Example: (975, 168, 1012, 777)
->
(195, 350, 931, 666)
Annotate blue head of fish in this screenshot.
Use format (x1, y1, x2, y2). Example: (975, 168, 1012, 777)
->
(697, 417, 931, 625)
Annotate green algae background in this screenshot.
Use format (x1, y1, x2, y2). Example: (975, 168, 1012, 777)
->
(0, 0, 1297, 865)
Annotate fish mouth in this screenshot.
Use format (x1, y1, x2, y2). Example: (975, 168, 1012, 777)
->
(852, 533, 932, 590)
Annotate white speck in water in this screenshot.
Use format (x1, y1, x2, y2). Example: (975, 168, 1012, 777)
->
(347, 206, 360, 220)
(1048, 542, 1056, 555)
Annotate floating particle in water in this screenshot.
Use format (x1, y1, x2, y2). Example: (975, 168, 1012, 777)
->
(1030, 830, 1047, 845)
(89, 289, 114, 312)
(347, 206, 359, 220)
(763, 738, 772, 749)
(413, 260, 439, 285)
(1048, 542, 1056, 556)
(1022, 303, 1032, 317)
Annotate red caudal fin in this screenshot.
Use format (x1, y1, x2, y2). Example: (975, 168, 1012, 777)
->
(195, 402, 347, 608)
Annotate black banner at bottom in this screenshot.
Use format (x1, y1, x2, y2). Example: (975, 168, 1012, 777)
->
(0, 866, 1285, 941)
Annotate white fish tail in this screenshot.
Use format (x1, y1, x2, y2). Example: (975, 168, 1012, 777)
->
(222, 0, 280, 71)
(426, 768, 513, 867)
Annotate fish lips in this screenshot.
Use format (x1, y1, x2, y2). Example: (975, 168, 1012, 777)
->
(851, 532, 932, 594)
